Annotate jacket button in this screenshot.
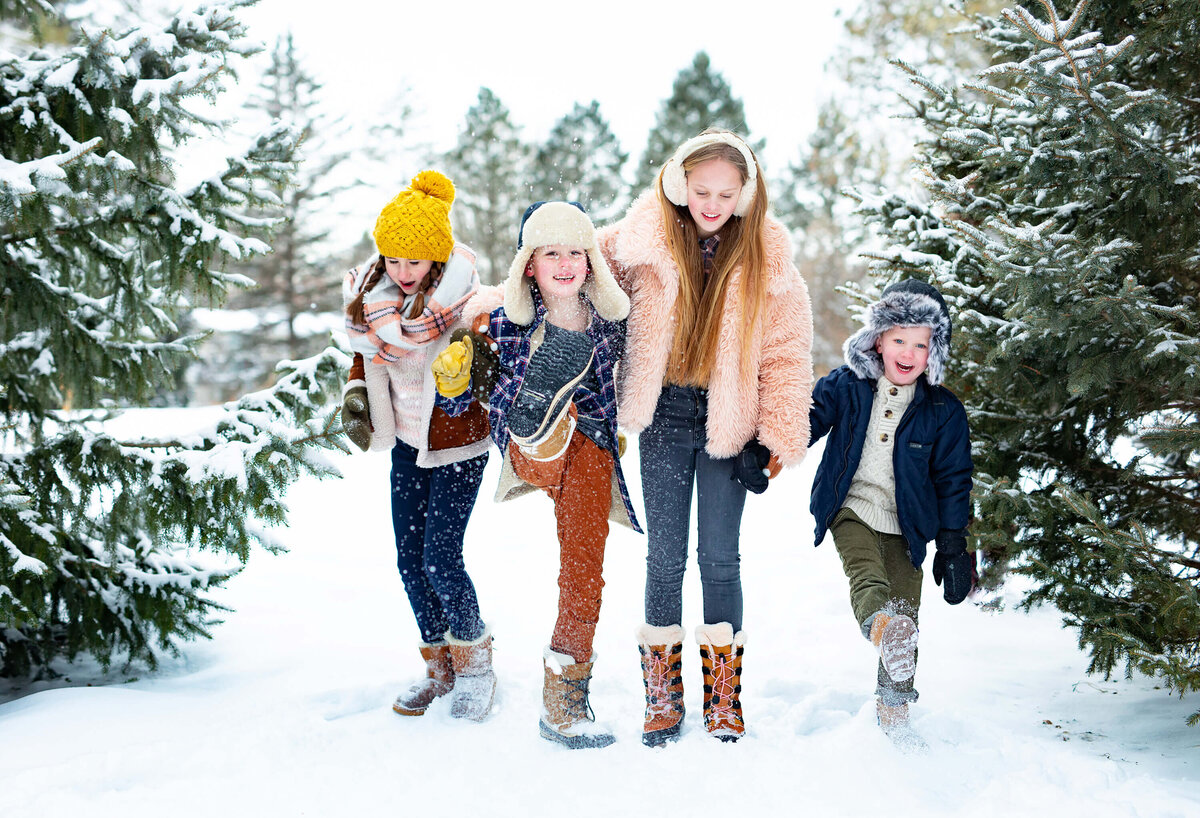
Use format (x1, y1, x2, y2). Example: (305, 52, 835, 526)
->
(889, 387, 898, 396)
(880, 433, 889, 442)
(884, 409, 893, 418)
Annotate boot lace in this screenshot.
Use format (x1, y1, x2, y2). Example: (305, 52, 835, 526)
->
(642, 647, 675, 718)
(562, 674, 595, 722)
(707, 650, 742, 728)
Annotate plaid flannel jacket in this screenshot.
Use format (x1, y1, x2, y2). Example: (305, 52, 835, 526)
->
(444, 292, 640, 532)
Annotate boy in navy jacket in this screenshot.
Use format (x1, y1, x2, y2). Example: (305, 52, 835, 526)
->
(808, 279, 974, 748)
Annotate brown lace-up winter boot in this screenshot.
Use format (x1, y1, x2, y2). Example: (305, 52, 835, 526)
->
(637, 624, 686, 747)
(446, 628, 496, 722)
(539, 647, 615, 749)
(868, 611, 918, 682)
(877, 698, 928, 752)
(695, 623, 745, 742)
(392, 643, 455, 716)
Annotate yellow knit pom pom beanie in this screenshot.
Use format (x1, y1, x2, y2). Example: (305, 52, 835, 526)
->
(372, 170, 456, 262)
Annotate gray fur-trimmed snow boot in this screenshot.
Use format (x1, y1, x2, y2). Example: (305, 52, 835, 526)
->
(446, 628, 496, 722)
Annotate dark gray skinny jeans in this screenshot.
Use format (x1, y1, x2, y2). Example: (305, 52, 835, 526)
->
(639, 385, 747, 631)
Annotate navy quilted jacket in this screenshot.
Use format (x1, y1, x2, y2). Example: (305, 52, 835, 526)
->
(808, 366, 972, 568)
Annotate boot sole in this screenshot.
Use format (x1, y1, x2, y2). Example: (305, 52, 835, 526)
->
(539, 719, 615, 749)
(641, 722, 682, 747)
(879, 614, 918, 682)
(508, 330, 595, 444)
(509, 365, 590, 448)
(708, 727, 744, 743)
(392, 702, 428, 716)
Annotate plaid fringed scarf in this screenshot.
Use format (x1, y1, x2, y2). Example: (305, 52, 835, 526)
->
(344, 245, 480, 364)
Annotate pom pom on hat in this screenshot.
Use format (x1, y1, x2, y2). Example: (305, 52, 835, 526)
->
(410, 169, 455, 206)
(373, 170, 456, 263)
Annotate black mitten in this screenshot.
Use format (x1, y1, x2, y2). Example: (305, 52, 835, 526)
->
(732, 439, 771, 494)
(932, 529, 975, 604)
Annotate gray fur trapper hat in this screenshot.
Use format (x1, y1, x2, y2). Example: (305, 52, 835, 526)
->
(843, 279, 953, 385)
(503, 201, 630, 326)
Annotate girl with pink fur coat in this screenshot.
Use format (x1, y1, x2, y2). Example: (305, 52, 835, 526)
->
(598, 130, 814, 745)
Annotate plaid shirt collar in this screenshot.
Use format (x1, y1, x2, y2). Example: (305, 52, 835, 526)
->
(700, 234, 721, 273)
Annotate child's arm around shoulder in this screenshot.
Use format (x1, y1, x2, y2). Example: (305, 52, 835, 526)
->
(433, 305, 517, 415)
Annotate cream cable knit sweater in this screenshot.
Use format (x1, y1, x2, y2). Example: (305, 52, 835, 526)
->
(842, 377, 916, 535)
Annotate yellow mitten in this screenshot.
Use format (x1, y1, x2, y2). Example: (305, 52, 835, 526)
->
(617, 431, 628, 458)
(432, 338, 473, 397)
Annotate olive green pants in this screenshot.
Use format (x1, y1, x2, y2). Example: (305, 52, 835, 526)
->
(830, 507, 923, 705)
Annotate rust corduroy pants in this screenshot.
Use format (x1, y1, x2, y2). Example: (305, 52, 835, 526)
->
(509, 430, 613, 663)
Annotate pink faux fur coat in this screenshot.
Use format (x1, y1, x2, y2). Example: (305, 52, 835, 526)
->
(598, 193, 814, 465)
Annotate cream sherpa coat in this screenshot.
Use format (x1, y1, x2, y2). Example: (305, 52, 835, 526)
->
(597, 193, 814, 465)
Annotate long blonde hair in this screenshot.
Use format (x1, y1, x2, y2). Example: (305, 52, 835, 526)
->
(346, 257, 444, 325)
(658, 138, 770, 386)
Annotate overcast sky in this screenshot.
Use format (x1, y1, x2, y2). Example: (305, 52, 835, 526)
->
(190, 0, 856, 252)
(237, 0, 851, 170)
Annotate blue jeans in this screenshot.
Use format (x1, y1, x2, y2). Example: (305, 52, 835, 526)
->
(639, 385, 747, 630)
(390, 441, 488, 643)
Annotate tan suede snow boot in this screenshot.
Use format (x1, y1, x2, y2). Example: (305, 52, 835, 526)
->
(539, 648, 615, 749)
(446, 629, 495, 722)
(696, 623, 745, 742)
(637, 624, 686, 747)
(392, 643, 455, 716)
(869, 611, 918, 682)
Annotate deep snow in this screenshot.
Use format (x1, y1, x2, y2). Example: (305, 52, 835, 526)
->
(1, 409, 1197, 818)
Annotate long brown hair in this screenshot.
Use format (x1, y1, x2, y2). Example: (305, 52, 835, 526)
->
(659, 138, 770, 387)
(346, 257, 444, 325)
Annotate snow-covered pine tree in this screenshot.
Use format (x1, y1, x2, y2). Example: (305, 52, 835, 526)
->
(203, 31, 351, 402)
(631, 51, 761, 196)
(776, 102, 891, 373)
(0, 0, 349, 677)
(530, 101, 627, 225)
(848, 0, 1200, 722)
(441, 87, 531, 284)
(777, 0, 1006, 375)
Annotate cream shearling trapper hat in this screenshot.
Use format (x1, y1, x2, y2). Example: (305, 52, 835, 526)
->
(504, 201, 630, 326)
(660, 131, 757, 217)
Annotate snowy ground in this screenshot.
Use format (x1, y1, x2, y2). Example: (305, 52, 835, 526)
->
(1, 410, 1197, 818)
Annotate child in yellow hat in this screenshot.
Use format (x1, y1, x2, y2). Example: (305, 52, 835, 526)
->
(340, 170, 498, 722)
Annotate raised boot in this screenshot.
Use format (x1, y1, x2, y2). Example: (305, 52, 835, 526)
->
(392, 642, 454, 716)
(868, 611, 918, 682)
(509, 322, 594, 458)
(446, 628, 496, 722)
(637, 624, 686, 747)
(877, 698, 928, 752)
(696, 623, 745, 742)
(538, 647, 615, 749)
